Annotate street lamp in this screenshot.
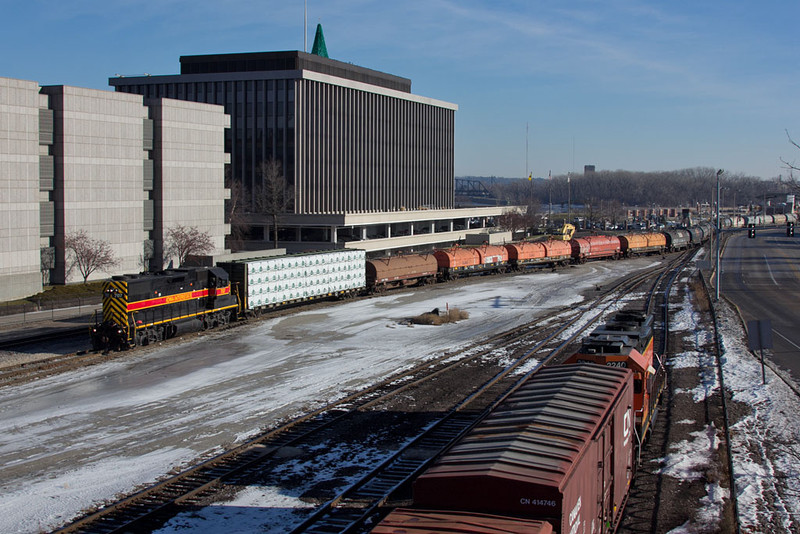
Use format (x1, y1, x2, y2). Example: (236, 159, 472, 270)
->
(715, 169, 724, 301)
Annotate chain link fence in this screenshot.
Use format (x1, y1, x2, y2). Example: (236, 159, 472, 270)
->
(0, 297, 102, 326)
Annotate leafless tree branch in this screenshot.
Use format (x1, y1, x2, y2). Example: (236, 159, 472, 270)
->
(165, 225, 215, 267)
(64, 230, 119, 284)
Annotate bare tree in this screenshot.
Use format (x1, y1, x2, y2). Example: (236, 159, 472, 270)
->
(164, 225, 215, 267)
(225, 167, 249, 252)
(496, 209, 528, 234)
(255, 158, 294, 248)
(138, 240, 154, 272)
(64, 230, 120, 284)
(780, 130, 800, 195)
(40, 247, 55, 285)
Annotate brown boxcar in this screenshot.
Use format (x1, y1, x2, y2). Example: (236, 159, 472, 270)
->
(371, 508, 554, 534)
(365, 254, 438, 291)
(570, 235, 621, 262)
(413, 364, 635, 533)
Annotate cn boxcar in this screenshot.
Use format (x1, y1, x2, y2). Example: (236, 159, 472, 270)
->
(365, 254, 438, 291)
(219, 249, 366, 313)
(92, 267, 238, 350)
(371, 509, 554, 534)
(413, 364, 635, 533)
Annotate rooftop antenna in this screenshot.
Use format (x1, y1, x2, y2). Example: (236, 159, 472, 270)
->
(525, 122, 529, 178)
(304, 0, 307, 52)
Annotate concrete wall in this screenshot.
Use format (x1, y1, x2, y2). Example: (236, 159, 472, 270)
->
(41, 85, 147, 283)
(0, 77, 43, 300)
(148, 98, 230, 267)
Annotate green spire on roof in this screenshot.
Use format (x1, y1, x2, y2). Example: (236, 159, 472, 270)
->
(311, 23, 328, 58)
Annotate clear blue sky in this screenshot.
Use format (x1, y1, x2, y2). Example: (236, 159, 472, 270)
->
(4, 0, 799, 180)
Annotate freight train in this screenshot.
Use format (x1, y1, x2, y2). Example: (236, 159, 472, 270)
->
(371, 311, 663, 533)
(564, 310, 665, 442)
(92, 218, 779, 351)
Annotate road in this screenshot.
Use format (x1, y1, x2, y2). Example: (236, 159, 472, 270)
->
(720, 227, 800, 381)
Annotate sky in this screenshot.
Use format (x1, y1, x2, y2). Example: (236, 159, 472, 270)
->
(3, 0, 800, 180)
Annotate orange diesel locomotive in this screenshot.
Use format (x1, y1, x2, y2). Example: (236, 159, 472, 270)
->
(565, 310, 665, 442)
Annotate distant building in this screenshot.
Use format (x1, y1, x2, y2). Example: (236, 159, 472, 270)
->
(111, 50, 456, 216)
(0, 76, 229, 300)
(108, 47, 511, 254)
(584, 165, 595, 175)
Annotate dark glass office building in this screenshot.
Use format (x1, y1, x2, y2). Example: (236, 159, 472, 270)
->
(110, 51, 457, 215)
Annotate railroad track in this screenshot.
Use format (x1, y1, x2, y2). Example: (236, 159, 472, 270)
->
(0, 326, 87, 350)
(298, 250, 697, 534)
(52, 252, 689, 534)
(619, 248, 743, 533)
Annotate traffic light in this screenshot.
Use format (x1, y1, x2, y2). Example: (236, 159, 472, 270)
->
(788, 222, 795, 237)
(748, 223, 756, 239)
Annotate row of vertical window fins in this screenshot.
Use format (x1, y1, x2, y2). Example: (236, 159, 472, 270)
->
(297, 80, 454, 214)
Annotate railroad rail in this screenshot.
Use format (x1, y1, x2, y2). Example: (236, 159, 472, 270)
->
(301, 250, 696, 534)
(53, 252, 690, 533)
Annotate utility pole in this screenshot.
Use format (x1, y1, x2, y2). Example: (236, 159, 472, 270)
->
(715, 169, 724, 302)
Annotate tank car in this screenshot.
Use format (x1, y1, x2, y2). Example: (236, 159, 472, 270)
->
(433, 245, 508, 280)
(570, 235, 621, 263)
(219, 249, 366, 313)
(371, 509, 554, 534)
(686, 224, 712, 245)
(364, 254, 438, 291)
(504, 239, 571, 269)
(91, 267, 238, 350)
(619, 232, 666, 257)
(744, 214, 765, 227)
(773, 214, 788, 225)
(413, 364, 634, 533)
(565, 310, 665, 440)
(663, 228, 691, 251)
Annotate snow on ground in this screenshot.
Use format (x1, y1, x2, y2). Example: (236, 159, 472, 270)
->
(659, 273, 800, 534)
(5, 255, 798, 534)
(714, 302, 800, 533)
(0, 260, 654, 534)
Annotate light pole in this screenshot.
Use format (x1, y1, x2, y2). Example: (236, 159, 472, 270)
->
(715, 169, 724, 301)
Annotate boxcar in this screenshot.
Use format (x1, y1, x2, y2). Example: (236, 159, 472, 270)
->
(371, 509, 554, 534)
(218, 249, 366, 313)
(413, 364, 635, 533)
(365, 254, 438, 291)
